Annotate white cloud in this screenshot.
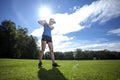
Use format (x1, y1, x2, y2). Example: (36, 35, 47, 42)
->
(79, 41, 120, 52)
(58, 39, 120, 52)
(31, 0, 120, 52)
(107, 28, 120, 36)
(51, 13, 85, 35)
(52, 34, 73, 52)
(90, 0, 120, 23)
(75, 0, 120, 24)
(53, 40, 120, 52)
(50, 0, 120, 35)
(31, 27, 43, 37)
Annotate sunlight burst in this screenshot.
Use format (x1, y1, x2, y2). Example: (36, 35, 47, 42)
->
(39, 7, 51, 19)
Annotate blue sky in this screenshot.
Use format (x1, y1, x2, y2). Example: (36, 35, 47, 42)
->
(0, 0, 120, 52)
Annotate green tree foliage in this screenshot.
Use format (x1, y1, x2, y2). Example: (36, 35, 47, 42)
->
(54, 52, 64, 60)
(64, 51, 74, 60)
(74, 49, 82, 60)
(0, 20, 39, 59)
(44, 49, 120, 60)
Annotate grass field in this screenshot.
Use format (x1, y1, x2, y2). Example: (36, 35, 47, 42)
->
(0, 59, 120, 80)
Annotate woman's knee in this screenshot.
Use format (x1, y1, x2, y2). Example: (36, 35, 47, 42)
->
(41, 48, 45, 52)
(50, 49, 54, 53)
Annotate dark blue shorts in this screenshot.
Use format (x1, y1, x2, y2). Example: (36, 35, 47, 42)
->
(41, 35, 52, 43)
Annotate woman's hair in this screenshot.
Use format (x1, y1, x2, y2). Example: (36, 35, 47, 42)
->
(49, 18, 56, 24)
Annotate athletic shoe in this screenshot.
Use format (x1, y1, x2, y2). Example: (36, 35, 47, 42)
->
(52, 63, 60, 67)
(38, 62, 42, 68)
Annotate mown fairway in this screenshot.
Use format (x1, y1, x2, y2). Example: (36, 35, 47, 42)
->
(0, 59, 120, 80)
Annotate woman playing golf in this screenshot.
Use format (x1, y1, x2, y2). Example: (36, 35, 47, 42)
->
(38, 18, 59, 67)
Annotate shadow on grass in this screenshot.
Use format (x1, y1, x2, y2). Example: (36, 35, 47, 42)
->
(38, 67, 67, 80)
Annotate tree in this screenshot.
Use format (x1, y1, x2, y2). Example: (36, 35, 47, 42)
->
(0, 20, 16, 58)
(74, 49, 82, 60)
(0, 20, 40, 59)
(64, 51, 74, 60)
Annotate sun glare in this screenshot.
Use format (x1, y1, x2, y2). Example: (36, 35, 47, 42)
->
(39, 7, 51, 19)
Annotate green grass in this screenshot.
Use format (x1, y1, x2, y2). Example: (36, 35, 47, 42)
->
(0, 59, 120, 80)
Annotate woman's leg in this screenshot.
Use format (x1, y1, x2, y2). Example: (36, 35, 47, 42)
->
(39, 41, 46, 63)
(48, 42, 56, 63)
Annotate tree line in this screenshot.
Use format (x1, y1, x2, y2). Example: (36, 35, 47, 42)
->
(0, 20, 120, 60)
(0, 20, 40, 59)
(44, 49, 120, 60)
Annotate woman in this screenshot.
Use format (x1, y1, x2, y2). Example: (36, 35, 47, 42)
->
(38, 18, 59, 67)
